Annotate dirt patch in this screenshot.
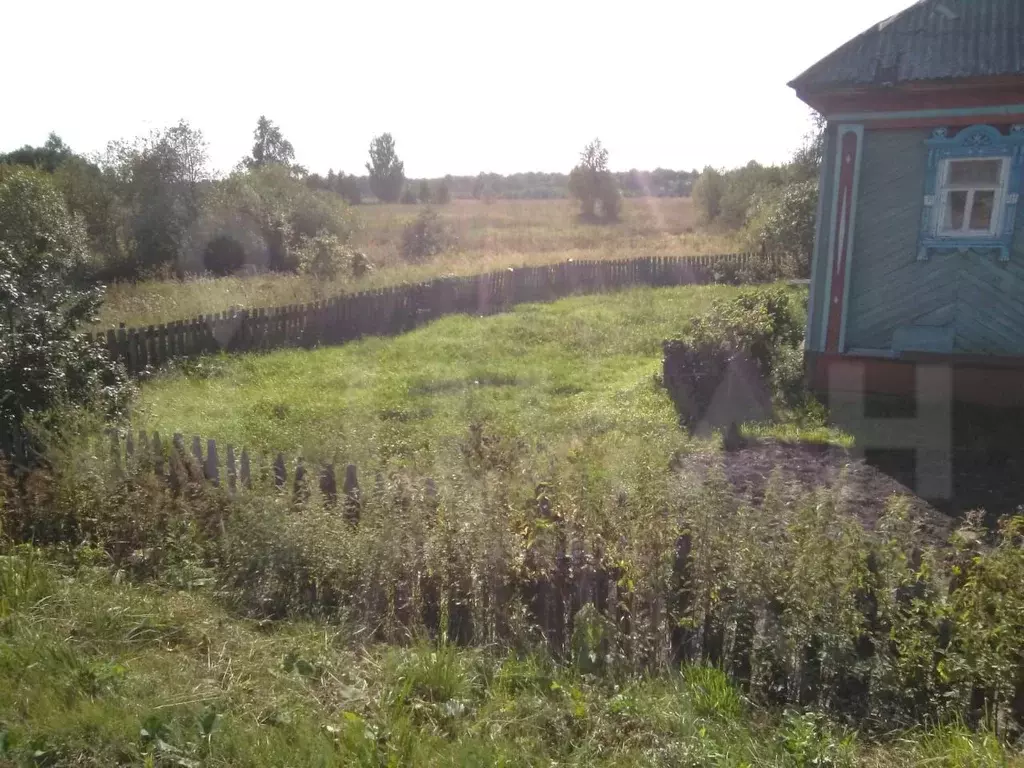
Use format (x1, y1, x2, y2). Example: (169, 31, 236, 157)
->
(685, 439, 958, 547)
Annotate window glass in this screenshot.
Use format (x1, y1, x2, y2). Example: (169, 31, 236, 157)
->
(948, 159, 1001, 186)
(970, 190, 996, 231)
(943, 191, 967, 231)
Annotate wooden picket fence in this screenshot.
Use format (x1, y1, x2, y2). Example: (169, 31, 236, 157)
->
(108, 428, 366, 519)
(87, 252, 785, 375)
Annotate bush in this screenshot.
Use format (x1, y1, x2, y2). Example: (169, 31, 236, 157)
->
(400, 187, 417, 205)
(295, 231, 351, 282)
(0, 168, 133, 428)
(202, 234, 246, 275)
(206, 165, 357, 273)
(692, 166, 726, 224)
(661, 287, 804, 429)
(401, 208, 453, 263)
(744, 180, 818, 277)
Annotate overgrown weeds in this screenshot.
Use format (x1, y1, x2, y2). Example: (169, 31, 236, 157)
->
(2, 437, 1022, 739)
(0, 546, 1017, 766)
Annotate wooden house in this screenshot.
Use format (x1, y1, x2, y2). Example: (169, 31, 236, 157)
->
(791, 0, 1024, 407)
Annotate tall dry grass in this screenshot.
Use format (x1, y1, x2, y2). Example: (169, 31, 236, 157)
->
(96, 198, 740, 329)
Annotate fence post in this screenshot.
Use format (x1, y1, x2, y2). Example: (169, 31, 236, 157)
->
(153, 432, 164, 478)
(240, 449, 251, 490)
(273, 453, 286, 490)
(293, 458, 308, 501)
(226, 445, 236, 492)
(344, 463, 360, 525)
(206, 438, 219, 485)
(320, 464, 337, 506)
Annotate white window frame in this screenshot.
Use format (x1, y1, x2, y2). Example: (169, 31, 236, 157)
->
(934, 156, 1009, 238)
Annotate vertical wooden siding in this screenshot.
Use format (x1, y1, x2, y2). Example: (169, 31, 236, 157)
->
(843, 127, 1024, 355)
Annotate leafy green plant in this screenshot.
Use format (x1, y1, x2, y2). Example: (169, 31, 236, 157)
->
(661, 286, 804, 429)
(401, 208, 453, 263)
(0, 167, 134, 427)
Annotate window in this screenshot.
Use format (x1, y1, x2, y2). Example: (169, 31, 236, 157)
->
(918, 124, 1024, 262)
(936, 157, 1006, 237)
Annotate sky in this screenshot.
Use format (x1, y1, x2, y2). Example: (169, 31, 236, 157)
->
(2, 0, 914, 178)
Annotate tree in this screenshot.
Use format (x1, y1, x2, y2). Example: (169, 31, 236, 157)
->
(0, 132, 73, 173)
(333, 171, 362, 205)
(436, 178, 452, 205)
(246, 116, 295, 170)
(568, 138, 621, 222)
(53, 155, 126, 271)
(400, 187, 417, 204)
(746, 180, 818, 275)
(198, 164, 356, 274)
(365, 133, 405, 203)
(418, 179, 431, 203)
(104, 120, 210, 274)
(790, 111, 827, 183)
(692, 166, 726, 223)
(0, 167, 132, 427)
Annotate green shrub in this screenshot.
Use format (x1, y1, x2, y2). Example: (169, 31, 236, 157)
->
(0, 168, 133, 427)
(202, 234, 246, 275)
(401, 208, 453, 263)
(743, 180, 818, 277)
(295, 231, 351, 282)
(661, 287, 804, 428)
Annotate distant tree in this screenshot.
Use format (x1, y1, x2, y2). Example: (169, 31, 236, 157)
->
(103, 120, 210, 275)
(246, 116, 295, 170)
(0, 132, 73, 173)
(334, 171, 362, 205)
(692, 166, 726, 223)
(435, 178, 452, 205)
(472, 175, 484, 199)
(400, 186, 417, 204)
(0, 167, 133, 426)
(418, 179, 431, 203)
(790, 111, 827, 183)
(53, 155, 126, 269)
(366, 133, 405, 203)
(568, 138, 621, 222)
(718, 160, 785, 230)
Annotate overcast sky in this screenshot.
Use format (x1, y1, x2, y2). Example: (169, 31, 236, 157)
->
(3, 0, 912, 178)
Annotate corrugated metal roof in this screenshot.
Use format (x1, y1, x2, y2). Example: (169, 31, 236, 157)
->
(789, 0, 1024, 93)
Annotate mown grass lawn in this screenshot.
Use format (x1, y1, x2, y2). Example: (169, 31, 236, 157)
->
(136, 285, 753, 477)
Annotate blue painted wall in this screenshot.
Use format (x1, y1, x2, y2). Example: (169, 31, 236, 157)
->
(809, 125, 1024, 356)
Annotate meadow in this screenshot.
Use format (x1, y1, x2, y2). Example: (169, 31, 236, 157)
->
(133, 284, 827, 475)
(97, 197, 740, 329)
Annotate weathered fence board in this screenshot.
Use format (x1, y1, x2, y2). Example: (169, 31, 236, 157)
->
(86, 253, 786, 374)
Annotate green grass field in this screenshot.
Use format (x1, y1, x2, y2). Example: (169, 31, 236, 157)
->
(1, 551, 1015, 767)
(97, 197, 740, 329)
(135, 285, 740, 473)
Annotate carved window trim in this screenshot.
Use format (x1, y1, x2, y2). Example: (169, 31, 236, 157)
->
(918, 124, 1024, 262)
